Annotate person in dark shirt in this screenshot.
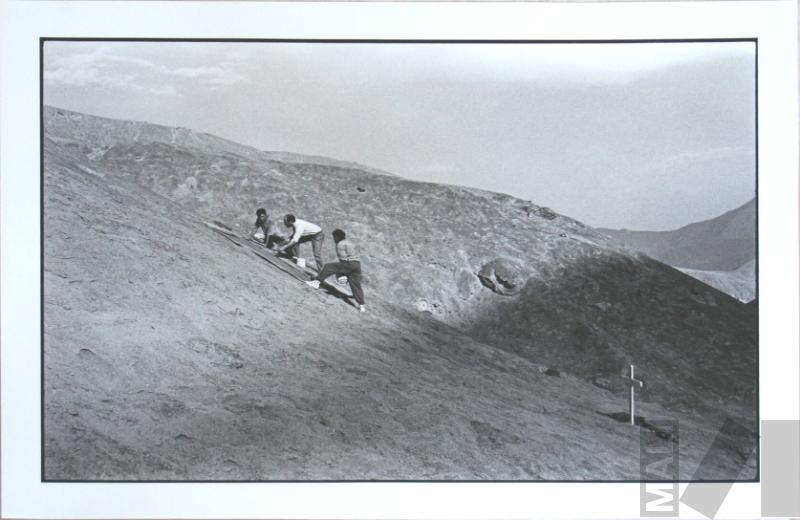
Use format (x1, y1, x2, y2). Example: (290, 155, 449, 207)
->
(250, 208, 286, 249)
(305, 228, 365, 312)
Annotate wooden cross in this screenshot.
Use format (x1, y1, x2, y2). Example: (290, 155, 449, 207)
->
(623, 364, 644, 425)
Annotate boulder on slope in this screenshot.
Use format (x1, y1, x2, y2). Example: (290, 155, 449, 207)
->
(478, 258, 528, 296)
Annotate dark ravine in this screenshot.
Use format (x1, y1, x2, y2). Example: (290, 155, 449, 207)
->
(43, 106, 758, 480)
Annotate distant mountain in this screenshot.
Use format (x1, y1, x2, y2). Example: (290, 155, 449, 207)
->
(43, 106, 757, 480)
(599, 199, 756, 301)
(599, 199, 755, 271)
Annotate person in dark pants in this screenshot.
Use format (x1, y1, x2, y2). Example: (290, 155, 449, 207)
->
(306, 229, 365, 312)
(278, 214, 325, 271)
(249, 208, 287, 249)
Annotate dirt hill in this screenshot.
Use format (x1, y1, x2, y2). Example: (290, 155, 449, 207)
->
(43, 106, 758, 480)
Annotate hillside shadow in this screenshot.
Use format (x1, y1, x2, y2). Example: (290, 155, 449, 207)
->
(596, 411, 676, 442)
(319, 283, 357, 307)
(465, 251, 758, 421)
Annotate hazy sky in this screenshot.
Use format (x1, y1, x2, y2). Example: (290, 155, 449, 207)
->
(44, 41, 756, 230)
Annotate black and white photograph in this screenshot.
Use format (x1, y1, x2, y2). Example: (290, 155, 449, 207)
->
(41, 39, 760, 482)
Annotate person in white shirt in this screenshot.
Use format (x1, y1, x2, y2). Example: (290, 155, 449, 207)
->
(278, 214, 325, 271)
(306, 228, 365, 312)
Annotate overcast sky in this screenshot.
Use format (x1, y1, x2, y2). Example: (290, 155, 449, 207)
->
(44, 41, 756, 230)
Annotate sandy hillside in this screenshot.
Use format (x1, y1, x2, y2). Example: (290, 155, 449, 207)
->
(678, 260, 756, 303)
(43, 107, 758, 480)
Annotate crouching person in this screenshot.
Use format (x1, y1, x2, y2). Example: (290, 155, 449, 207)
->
(306, 229, 365, 313)
(250, 208, 286, 249)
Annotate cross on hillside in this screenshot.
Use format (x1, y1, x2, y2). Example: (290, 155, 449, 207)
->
(623, 364, 644, 425)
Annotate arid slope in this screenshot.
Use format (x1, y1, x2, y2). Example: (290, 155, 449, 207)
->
(43, 107, 758, 480)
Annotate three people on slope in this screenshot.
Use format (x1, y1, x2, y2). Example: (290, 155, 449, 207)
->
(250, 208, 365, 312)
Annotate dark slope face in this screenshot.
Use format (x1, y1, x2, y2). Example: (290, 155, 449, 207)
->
(599, 199, 756, 271)
(43, 107, 758, 479)
(468, 254, 757, 416)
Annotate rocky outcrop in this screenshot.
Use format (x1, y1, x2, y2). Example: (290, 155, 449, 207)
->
(531, 206, 558, 220)
(477, 258, 528, 296)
